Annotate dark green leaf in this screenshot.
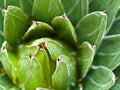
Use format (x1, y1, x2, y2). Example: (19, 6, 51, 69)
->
(61, 0, 89, 26)
(76, 11, 107, 49)
(82, 66, 115, 90)
(33, 0, 64, 24)
(94, 35, 120, 70)
(90, 0, 120, 33)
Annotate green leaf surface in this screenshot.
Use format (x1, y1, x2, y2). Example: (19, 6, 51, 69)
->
(76, 11, 107, 49)
(77, 42, 95, 80)
(94, 35, 120, 70)
(23, 21, 55, 42)
(61, 0, 89, 26)
(0, 41, 18, 83)
(0, 75, 20, 90)
(90, 0, 120, 33)
(18, 56, 47, 90)
(51, 15, 78, 47)
(108, 19, 120, 35)
(110, 66, 120, 90)
(33, 0, 64, 24)
(52, 59, 69, 90)
(82, 66, 115, 90)
(4, 6, 30, 47)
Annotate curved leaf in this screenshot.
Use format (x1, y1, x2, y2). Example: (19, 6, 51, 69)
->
(90, 0, 120, 33)
(76, 11, 107, 49)
(77, 42, 95, 80)
(82, 66, 115, 90)
(33, 0, 64, 24)
(51, 14, 78, 47)
(110, 66, 120, 90)
(94, 35, 120, 70)
(61, 0, 89, 26)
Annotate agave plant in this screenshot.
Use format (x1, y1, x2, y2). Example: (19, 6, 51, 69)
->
(0, 0, 120, 90)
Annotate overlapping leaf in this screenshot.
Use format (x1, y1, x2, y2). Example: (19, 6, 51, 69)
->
(94, 35, 120, 70)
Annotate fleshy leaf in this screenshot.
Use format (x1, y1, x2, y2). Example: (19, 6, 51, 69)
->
(52, 59, 69, 90)
(3, 6, 30, 47)
(0, 75, 20, 90)
(82, 66, 115, 90)
(77, 42, 95, 80)
(110, 66, 120, 90)
(18, 56, 47, 90)
(0, 41, 18, 83)
(61, 0, 89, 26)
(33, 0, 64, 24)
(108, 19, 120, 35)
(51, 14, 78, 47)
(23, 21, 55, 42)
(76, 11, 107, 49)
(94, 35, 120, 70)
(90, 0, 120, 33)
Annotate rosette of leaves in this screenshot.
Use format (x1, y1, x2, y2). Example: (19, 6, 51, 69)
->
(0, 0, 120, 90)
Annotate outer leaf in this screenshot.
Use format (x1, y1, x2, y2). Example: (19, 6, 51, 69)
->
(76, 11, 107, 49)
(18, 56, 47, 90)
(33, 0, 64, 24)
(0, 41, 18, 83)
(0, 75, 20, 90)
(108, 19, 120, 35)
(3, 6, 30, 47)
(82, 66, 115, 90)
(61, 0, 89, 26)
(23, 21, 55, 42)
(90, 0, 120, 33)
(110, 66, 120, 90)
(94, 35, 120, 70)
(51, 14, 78, 47)
(77, 42, 95, 80)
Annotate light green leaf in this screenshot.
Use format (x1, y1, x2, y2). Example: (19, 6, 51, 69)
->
(76, 11, 107, 49)
(77, 42, 95, 80)
(18, 56, 47, 90)
(51, 14, 78, 47)
(110, 66, 120, 90)
(90, 0, 120, 33)
(61, 0, 89, 26)
(33, 0, 64, 24)
(82, 66, 115, 90)
(94, 35, 120, 70)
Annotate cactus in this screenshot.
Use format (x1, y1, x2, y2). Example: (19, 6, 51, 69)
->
(0, 0, 120, 90)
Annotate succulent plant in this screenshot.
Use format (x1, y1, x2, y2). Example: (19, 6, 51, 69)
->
(0, 0, 120, 90)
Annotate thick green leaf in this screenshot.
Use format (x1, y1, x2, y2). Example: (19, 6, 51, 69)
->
(33, 0, 64, 24)
(18, 56, 47, 90)
(51, 14, 78, 47)
(52, 59, 69, 90)
(4, 6, 30, 47)
(77, 42, 95, 80)
(76, 11, 107, 49)
(0, 41, 18, 83)
(23, 21, 55, 42)
(82, 66, 115, 90)
(0, 75, 20, 90)
(94, 35, 120, 70)
(110, 66, 120, 90)
(61, 0, 89, 26)
(90, 0, 120, 33)
(108, 19, 120, 35)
